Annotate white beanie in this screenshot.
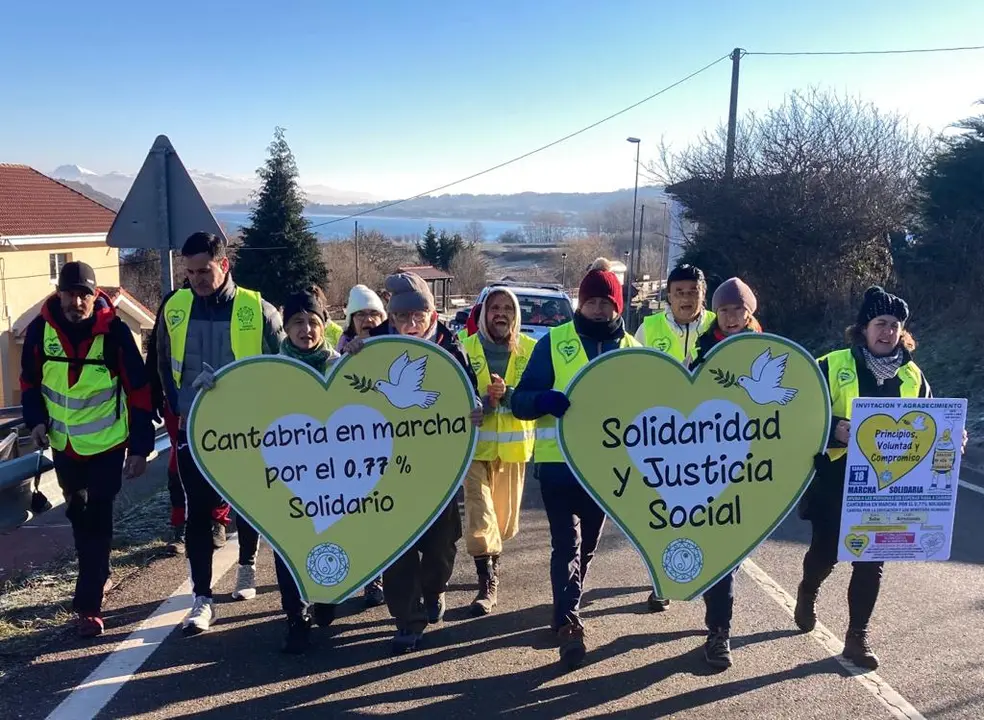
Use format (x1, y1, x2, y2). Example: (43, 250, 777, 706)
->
(345, 284, 387, 324)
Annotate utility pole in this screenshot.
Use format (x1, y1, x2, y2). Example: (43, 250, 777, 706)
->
(354, 220, 360, 284)
(637, 204, 646, 291)
(625, 138, 642, 323)
(724, 48, 742, 181)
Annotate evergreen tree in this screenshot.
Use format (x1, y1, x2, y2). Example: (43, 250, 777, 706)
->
(437, 230, 465, 270)
(416, 225, 441, 266)
(234, 127, 327, 307)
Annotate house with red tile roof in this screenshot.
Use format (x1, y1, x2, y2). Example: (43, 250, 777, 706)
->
(0, 164, 154, 405)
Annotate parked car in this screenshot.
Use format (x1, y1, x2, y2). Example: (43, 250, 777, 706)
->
(468, 282, 575, 342)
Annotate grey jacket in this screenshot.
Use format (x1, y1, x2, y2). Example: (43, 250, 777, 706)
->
(156, 275, 285, 419)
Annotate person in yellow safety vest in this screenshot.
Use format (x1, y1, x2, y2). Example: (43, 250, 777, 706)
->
(20, 261, 153, 639)
(795, 286, 967, 671)
(460, 287, 536, 616)
(634, 262, 716, 614)
(156, 232, 285, 636)
(512, 258, 639, 671)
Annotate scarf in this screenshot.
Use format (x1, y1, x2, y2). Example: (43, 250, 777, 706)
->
(573, 312, 624, 343)
(279, 337, 335, 375)
(861, 347, 904, 386)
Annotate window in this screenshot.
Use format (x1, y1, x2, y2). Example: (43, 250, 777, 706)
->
(49, 253, 71, 283)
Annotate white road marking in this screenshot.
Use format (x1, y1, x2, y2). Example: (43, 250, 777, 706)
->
(44, 541, 240, 720)
(958, 480, 984, 496)
(741, 558, 927, 720)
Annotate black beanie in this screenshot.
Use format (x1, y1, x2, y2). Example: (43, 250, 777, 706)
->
(667, 264, 705, 288)
(283, 288, 327, 325)
(857, 286, 909, 326)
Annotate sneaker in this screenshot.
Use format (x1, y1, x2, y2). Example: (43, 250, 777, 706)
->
(425, 593, 446, 624)
(647, 592, 670, 612)
(211, 521, 227, 550)
(391, 628, 423, 654)
(704, 629, 733, 669)
(166, 524, 186, 556)
(77, 614, 104, 638)
(557, 622, 587, 670)
(182, 595, 215, 636)
(231, 564, 257, 601)
(281, 614, 312, 655)
(843, 628, 879, 670)
(794, 583, 818, 632)
(364, 577, 385, 608)
(311, 603, 336, 628)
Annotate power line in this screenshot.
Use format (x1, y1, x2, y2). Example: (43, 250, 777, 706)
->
(303, 52, 733, 231)
(746, 44, 984, 57)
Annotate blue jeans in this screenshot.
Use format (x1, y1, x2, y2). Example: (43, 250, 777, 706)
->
(703, 571, 735, 632)
(538, 464, 606, 629)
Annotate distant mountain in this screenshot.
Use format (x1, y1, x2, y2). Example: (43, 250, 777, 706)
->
(57, 178, 123, 211)
(215, 187, 670, 222)
(49, 165, 376, 207)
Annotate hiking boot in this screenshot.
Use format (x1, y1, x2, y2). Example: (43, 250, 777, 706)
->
(557, 621, 587, 670)
(704, 629, 733, 669)
(211, 521, 227, 549)
(647, 592, 670, 612)
(794, 583, 818, 632)
(469, 555, 498, 617)
(182, 595, 215, 636)
(77, 614, 104, 638)
(311, 603, 336, 628)
(166, 524, 186, 556)
(425, 593, 446, 624)
(231, 564, 257, 601)
(843, 628, 879, 670)
(281, 614, 312, 655)
(363, 577, 385, 608)
(391, 628, 423, 654)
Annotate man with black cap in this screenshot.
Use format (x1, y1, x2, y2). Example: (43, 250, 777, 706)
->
(20, 261, 154, 638)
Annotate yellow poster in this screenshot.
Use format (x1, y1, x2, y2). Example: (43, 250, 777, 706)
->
(558, 333, 830, 600)
(187, 337, 477, 603)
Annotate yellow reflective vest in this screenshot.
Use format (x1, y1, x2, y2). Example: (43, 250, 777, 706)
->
(164, 287, 263, 385)
(534, 321, 639, 463)
(41, 323, 129, 455)
(822, 348, 924, 461)
(326, 320, 343, 349)
(462, 332, 536, 462)
(641, 310, 716, 363)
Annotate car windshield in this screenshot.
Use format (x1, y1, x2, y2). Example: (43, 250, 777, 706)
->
(517, 296, 573, 327)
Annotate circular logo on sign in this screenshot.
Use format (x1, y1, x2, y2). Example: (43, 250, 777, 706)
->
(306, 543, 350, 586)
(662, 538, 703, 583)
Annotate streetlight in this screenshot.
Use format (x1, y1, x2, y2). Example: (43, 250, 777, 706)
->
(561, 252, 568, 288)
(625, 137, 641, 324)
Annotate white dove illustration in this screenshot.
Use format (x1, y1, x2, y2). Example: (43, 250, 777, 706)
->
(736, 348, 798, 406)
(374, 352, 441, 409)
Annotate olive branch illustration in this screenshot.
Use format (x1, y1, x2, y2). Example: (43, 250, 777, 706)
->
(344, 373, 375, 393)
(709, 367, 738, 388)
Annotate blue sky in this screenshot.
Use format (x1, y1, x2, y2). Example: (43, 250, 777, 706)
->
(1, 0, 982, 198)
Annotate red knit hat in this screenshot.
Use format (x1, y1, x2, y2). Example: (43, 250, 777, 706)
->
(578, 264, 624, 314)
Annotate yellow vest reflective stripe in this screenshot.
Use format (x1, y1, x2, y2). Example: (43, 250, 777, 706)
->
(325, 321, 343, 349)
(823, 348, 923, 461)
(535, 322, 639, 463)
(463, 332, 537, 462)
(641, 310, 716, 363)
(41, 323, 129, 455)
(164, 288, 264, 385)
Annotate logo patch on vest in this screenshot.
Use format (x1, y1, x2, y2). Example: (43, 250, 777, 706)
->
(45, 338, 63, 356)
(654, 338, 671, 352)
(469, 357, 485, 376)
(837, 367, 855, 386)
(513, 356, 529, 377)
(236, 305, 256, 330)
(166, 309, 186, 329)
(556, 339, 581, 363)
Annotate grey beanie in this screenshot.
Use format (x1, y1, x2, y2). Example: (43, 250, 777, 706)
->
(385, 272, 435, 313)
(711, 277, 757, 314)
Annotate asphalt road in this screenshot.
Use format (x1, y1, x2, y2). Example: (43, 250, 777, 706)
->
(2, 468, 983, 719)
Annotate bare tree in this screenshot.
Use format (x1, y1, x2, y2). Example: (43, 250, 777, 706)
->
(550, 235, 616, 287)
(523, 212, 570, 244)
(448, 245, 490, 295)
(463, 220, 486, 245)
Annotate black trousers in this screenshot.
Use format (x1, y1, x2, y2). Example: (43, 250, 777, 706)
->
(53, 449, 125, 615)
(383, 502, 461, 633)
(176, 431, 226, 598)
(802, 501, 884, 630)
(236, 514, 259, 566)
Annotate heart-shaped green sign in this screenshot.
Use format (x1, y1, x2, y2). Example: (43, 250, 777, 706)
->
(558, 333, 830, 600)
(188, 337, 477, 603)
